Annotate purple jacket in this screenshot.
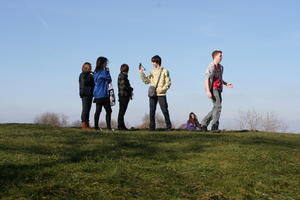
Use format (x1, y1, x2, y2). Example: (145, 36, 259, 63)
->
(185, 121, 199, 130)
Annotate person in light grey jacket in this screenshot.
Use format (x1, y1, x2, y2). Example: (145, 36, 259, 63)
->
(201, 50, 234, 132)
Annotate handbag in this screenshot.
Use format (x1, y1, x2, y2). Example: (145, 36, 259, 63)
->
(108, 82, 116, 106)
(148, 68, 163, 97)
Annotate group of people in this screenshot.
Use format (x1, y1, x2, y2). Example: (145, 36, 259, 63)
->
(79, 51, 233, 132)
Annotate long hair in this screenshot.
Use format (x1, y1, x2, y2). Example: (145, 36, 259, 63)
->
(188, 112, 198, 125)
(82, 62, 91, 72)
(95, 57, 108, 72)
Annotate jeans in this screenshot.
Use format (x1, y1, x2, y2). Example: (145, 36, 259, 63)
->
(94, 98, 112, 129)
(118, 96, 130, 129)
(149, 96, 172, 130)
(81, 97, 93, 123)
(201, 89, 222, 128)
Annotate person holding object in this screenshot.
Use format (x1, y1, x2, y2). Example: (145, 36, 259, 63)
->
(117, 64, 133, 130)
(201, 50, 234, 132)
(139, 55, 172, 131)
(93, 57, 112, 131)
(79, 62, 94, 130)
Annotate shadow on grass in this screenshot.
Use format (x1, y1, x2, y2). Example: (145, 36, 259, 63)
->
(1, 124, 299, 197)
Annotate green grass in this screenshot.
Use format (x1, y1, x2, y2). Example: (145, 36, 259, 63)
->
(0, 124, 299, 200)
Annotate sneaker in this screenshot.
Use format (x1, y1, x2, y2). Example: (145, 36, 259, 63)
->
(211, 124, 220, 132)
(95, 127, 102, 131)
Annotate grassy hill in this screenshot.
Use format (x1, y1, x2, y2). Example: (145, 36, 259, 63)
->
(0, 124, 299, 200)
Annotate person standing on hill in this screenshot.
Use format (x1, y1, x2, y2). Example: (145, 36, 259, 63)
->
(93, 57, 112, 131)
(79, 62, 94, 130)
(117, 64, 133, 130)
(139, 55, 172, 131)
(201, 50, 234, 132)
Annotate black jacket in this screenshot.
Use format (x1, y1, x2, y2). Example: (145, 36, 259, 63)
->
(79, 72, 95, 98)
(118, 72, 133, 97)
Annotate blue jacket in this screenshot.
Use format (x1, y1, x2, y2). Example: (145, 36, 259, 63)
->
(93, 69, 112, 99)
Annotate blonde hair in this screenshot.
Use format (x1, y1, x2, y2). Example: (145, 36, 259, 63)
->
(82, 62, 91, 72)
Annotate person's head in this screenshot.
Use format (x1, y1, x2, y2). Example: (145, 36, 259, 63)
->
(95, 57, 108, 72)
(212, 50, 223, 64)
(120, 64, 129, 74)
(82, 62, 92, 73)
(151, 55, 161, 68)
(189, 112, 197, 120)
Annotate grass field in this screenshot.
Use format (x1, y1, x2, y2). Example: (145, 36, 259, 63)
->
(0, 124, 299, 200)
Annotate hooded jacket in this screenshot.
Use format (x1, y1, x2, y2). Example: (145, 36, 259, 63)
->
(93, 69, 112, 99)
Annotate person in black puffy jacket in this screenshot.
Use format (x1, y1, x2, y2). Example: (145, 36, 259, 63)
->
(117, 64, 133, 130)
(79, 62, 95, 129)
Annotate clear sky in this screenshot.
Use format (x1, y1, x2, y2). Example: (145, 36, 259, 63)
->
(1, 0, 300, 132)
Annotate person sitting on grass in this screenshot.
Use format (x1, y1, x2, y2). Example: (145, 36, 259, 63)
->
(185, 112, 201, 130)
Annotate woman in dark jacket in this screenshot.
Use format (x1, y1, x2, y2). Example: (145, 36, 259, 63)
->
(79, 62, 95, 129)
(117, 64, 133, 130)
(93, 57, 112, 130)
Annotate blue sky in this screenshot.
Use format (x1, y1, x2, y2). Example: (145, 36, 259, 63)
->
(0, 0, 299, 132)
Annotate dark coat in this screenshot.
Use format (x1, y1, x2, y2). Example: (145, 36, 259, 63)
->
(79, 72, 95, 98)
(118, 72, 133, 97)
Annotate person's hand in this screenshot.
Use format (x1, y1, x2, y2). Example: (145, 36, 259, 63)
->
(138, 65, 145, 72)
(206, 91, 212, 98)
(157, 88, 165, 94)
(226, 83, 233, 88)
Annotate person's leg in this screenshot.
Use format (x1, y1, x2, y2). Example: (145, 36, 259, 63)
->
(103, 98, 112, 129)
(201, 92, 216, 128)
(81, 98, 88, 128)
(158, 96, 172, 129)
(118, 96, 130, 129)
(211, 89, 222, 130)
(94, 102, 102, 129)
(149, 97, 158, 130)
(86, 97, 93, 127)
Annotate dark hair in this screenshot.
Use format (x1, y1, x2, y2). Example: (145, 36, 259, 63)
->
(82, 62, 91, 72)
(188, 112, 198, 125)
(212, 50, 222, 59)
(95, 57, 108, 72)
(120, 64, 129, 73)
(151, 55, 161, 66)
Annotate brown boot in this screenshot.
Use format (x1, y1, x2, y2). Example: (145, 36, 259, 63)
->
(82, 122, 92, 130)
(81, 122, 87, 129)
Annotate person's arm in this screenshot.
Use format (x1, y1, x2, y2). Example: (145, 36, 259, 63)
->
(204, 79, 212, 98)
(204, 65, 214, 98)
(140, 70, 152, 84)
(79, 74, 85, 97)
(161, 69, 171, 92)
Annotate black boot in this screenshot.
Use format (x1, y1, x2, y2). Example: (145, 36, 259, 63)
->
(201, 125, 208, 132)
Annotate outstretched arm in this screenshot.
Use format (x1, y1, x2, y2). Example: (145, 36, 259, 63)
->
(223, 80, 233, 88)
(140, 71, 152, 84)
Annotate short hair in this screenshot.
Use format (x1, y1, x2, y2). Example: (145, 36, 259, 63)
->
(151, 55, 162, 66)
(82, 62, 91, 72)
(212, 50, 222, 59)
(120, 64, 129, 73)
(95, 57, 108, 72)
